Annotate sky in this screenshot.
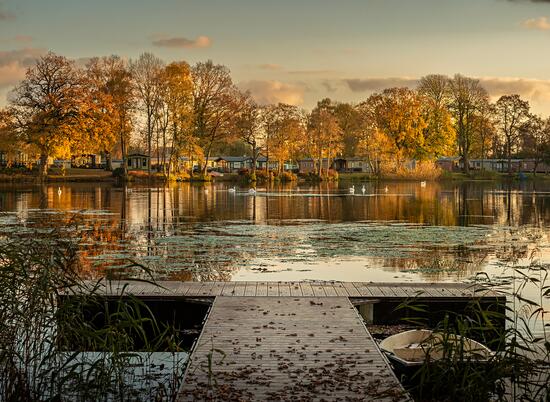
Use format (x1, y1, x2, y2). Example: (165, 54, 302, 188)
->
(2, 0, 550, 113)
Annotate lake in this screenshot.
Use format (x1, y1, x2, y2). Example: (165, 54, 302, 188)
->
(1, 180, 549, 285)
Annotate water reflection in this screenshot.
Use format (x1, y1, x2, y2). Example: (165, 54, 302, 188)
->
(1, 180, 549, 283)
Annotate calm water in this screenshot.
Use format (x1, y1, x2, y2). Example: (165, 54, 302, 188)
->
(1, 180, 549, 284)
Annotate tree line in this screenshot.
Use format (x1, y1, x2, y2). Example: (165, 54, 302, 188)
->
(1, 51, 549, 180)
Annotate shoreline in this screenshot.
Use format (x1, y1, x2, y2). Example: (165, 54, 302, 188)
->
(1, 171, 549, 184)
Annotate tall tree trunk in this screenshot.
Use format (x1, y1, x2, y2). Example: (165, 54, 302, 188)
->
(39, 153, 48, 181)
(120, 130, 128, 180)
(105, 151, 113, 171)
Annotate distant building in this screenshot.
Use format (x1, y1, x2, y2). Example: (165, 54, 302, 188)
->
(127, 153, 150, 171)
(214, 156, 252, 173)
(437, 157, 550, 173)
(333, 157, 372, 173)
(436, 157, 461, 172)
(298, 158, 331, 174)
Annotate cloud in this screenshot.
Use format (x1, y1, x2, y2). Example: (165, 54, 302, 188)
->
(14, 35, 33, 43)
(321, 80, 339, 93)
(238, 80, 305, 106)
(0, 48, 46, 89)
(0, 1, 14, 21)
(478, 77, 550, 103)
(152, 35, 211, 49)
(287, 69, 338, 76)
(521, 16, 550, 30)
(258, 63, 283, 71)
(344, 77, 419, 92)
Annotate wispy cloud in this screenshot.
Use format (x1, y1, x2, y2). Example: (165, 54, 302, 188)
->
(521, 16, 550, 30)
(14, 35, 33, 43)
(287, 69, 338, 76)
(258, 63, 283, 71)
(238, 80, 305, 106)
(344, 77, 419, 92)
(152, 35, 211, 49)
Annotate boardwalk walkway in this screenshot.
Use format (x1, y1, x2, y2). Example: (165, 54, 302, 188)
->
(177, 296, 409, 401)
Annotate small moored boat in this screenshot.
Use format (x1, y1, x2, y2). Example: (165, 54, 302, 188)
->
(379, 329, 493, 372)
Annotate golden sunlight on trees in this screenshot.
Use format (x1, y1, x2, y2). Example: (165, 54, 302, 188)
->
(9, 53, 85, 179)
(447, 74, 489, 174)
(131, 53, 164, 175)
(495, 94, 530, 174)
(307, 99, 343, 178)
(162, 61, 193, 179)
(264, 103, 304, 175)
(2, 51, 550, 180)
(191, 60, 242, 175)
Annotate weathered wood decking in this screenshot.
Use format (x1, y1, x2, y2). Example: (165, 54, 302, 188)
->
(83, 280, 502, 300)
(177, 296, 409, 401)
(72, 281, 503, 399)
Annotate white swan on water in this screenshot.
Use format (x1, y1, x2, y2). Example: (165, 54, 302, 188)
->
(248, 188, 256, 195)
(57, 187, 62, 197)
(384, 186, 389, 193)
(361, 185, 366, 195)
(349, 185, 355, 194)
(228, 187, 236, 193)
(420, 181, 426, 188)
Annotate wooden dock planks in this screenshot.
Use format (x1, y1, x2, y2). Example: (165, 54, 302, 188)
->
(177, 296, 409, 401)
(84, 280, 503, 303)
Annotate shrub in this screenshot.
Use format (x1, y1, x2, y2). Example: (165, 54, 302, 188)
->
(112, 167, 125, 178)
(278, 171, 297, 182)
(254, 170, 272, 182)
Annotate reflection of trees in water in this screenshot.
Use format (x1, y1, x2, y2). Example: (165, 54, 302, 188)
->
(0, 181, 550, 281)
(378, 245, 490, 281)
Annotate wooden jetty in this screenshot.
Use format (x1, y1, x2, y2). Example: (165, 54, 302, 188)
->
(177, 296, 409, 401)
(73, 280, 504, 400)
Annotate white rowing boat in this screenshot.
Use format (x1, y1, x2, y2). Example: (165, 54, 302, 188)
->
(379, 329, 493, 369)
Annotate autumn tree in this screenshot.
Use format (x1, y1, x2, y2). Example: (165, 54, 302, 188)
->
(366, 88, 428, 167)
(264, 103, 305, 175)
(9, 52, 84, 179)
(191, 60, 241, 175)
(470, 102, 496, 163)
(520, 115, 550, 174)
(417, 75, 456, 158)
(333, 102, 362, 157)
(355, 100, 396, 176)
(162, 61, 193, 178)
(495, 94, 531, 174)
(131, 53, 164, 175)
(447, 75, 489, 174)
(307, 99, 343, 177)
(0, 108, 25, 165)
(234, 93, 265, 176)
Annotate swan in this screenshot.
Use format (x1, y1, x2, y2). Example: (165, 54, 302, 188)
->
(420, 181, 426, 188)
(349, 185, 355, 194)
(204, 188, 209, 194)
(361, 185, 366, 195)
(228, 186, 236, 193)
(384, 186, 389, 193)
(248, 188, 256, 195)
(57, 187, 62, 196)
